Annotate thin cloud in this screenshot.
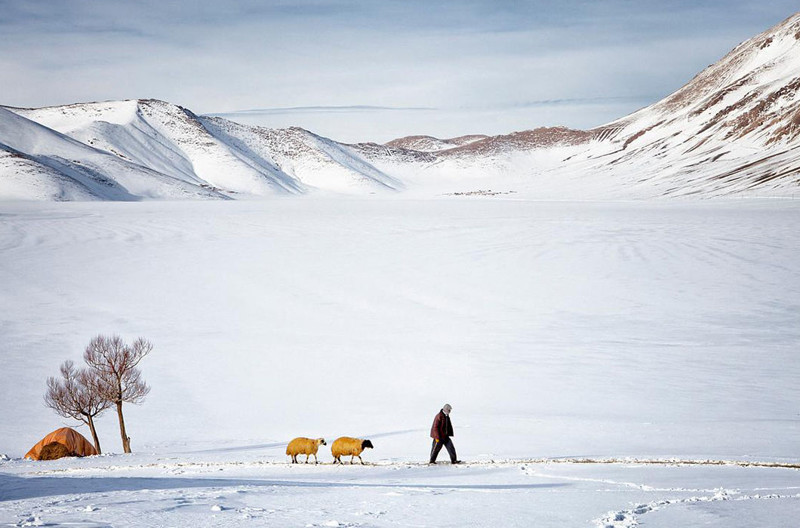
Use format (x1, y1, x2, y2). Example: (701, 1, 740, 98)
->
(488, 96, 659, 110)
(210, 105, 437, 117)
(211, 97, 654, 117)
(1, 1, 798, 140)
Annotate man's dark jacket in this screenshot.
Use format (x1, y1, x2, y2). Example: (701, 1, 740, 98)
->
(430, 410, 454, 441)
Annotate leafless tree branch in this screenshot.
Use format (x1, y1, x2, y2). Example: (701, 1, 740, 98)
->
(44, 360, 111, 454)
(83, 334, 152, 453)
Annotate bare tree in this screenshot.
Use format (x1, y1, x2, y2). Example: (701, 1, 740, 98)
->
(44, 360, 111, 454)
(84, 335, 152, 454)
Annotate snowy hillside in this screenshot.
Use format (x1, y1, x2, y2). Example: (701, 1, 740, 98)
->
(566, 12, 800, 197)
(367, 13, 800, 198)
(0, 107, 224, 201)
(199, 117, 401, 193)
(2, 100, 400, 200)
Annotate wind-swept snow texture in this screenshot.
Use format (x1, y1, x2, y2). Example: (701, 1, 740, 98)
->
(1, 199, 798, 459)
(4, 14, 800, 201)
(1, 199, 799, 527)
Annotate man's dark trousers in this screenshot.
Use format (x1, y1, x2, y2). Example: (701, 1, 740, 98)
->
(430, 438, 457, 463)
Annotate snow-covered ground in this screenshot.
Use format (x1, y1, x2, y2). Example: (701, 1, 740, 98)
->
(1, 198, 799, 526)
(2, 452, 799, 528)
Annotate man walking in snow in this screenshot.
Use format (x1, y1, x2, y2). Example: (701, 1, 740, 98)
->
(429, 403, 460, 464)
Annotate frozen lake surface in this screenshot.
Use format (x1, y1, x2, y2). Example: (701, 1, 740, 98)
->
(1, 198, 799, 525)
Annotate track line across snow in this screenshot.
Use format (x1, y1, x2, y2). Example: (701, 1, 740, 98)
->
(595, 489, 800, 528)
(20, 456, 800, 477)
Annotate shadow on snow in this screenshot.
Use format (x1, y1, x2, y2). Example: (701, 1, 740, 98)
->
(0, 472, 568, 502)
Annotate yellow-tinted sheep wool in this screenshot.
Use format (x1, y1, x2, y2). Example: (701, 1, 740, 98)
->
(331, 436, 373, 464)
(286, 437, 326, 464)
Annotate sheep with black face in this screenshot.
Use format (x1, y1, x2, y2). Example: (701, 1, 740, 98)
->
(331, 437, 374, 464)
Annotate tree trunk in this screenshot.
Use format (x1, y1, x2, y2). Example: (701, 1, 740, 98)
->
(116, 401, 131, 453)
(87, 414, 102, 455)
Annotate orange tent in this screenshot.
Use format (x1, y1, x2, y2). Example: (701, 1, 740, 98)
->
(25, 427, 98, 460)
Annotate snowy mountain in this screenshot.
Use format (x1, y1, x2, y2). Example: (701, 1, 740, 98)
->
(0, 106, 224, 201)
(370, 13, 800, 198)
(1, 100, 399, 200)
(199, 116, 401, 193)
(2, 13, 799, 200)
(569, 12, 800, 197)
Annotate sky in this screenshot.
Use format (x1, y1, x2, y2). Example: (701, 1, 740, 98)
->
(1, 1, 798, 142)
